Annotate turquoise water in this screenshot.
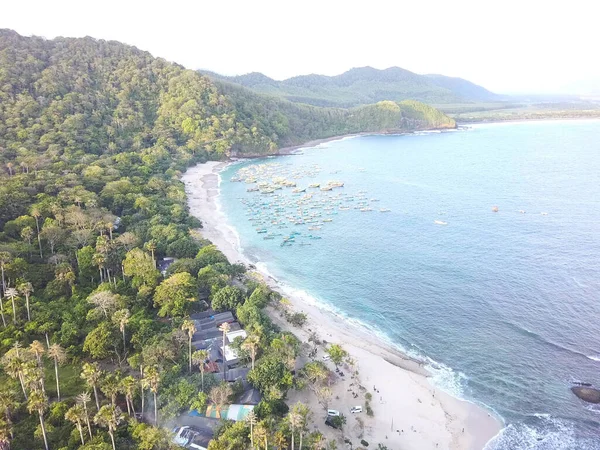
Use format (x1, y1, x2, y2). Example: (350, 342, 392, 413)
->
(219, 120, 600, 449)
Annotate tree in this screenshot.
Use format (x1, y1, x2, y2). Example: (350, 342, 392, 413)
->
(4, 288, 18, 325)
(0, 252, 11, 294)
(29, 340, 45, 367)
(101, 374, 121, 408)
(192, 349, 209, 391)
(209, 382, 232, 419)
(17, 282, 33, 321)
(292, 402, 311, 450)
(47, 343, 67, 401)
(1, 344, 34, 400)
(0, 386, 17, 445)
(153, 272, 197, 317)
(123, 248, 160, 290)
(218, 322, 231, 379)
(27, 390, 49, 450)
(142, 366, 160, 425)
(326, 344, 348, 367)
(120, 376, 137, 417)
(94, 405, 123, 450)
(254, 421, 269, 450)
(31, 208, 43, 258)
(274, 430, 287, 450)
(181, 319, 196, 374)
(87, 291, 118, 319)
(83, 322, 115, 360)
(112, 308, 130, 352)
(81, 363, 103, 411)
(211, 285, 244, 312)
(288, 408, 302, 450)
(246, 410, 257, 448)
(76, 392, 93, 439)
(242, 334, 260, 370)
(65, 404, 87, 445)
(0, 416, 11, 450)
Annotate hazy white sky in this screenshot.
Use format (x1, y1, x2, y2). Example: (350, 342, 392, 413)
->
(2, 0, 599, 94)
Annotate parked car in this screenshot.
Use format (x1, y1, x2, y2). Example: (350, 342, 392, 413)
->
(322, 354, 330, 361)
(327, 409, 340, 417)
(350, 406, 363, 413)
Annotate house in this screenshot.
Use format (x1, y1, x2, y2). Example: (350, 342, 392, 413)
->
(157, 257, 175, 276)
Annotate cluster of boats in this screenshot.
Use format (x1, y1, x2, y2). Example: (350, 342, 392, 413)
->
(231, 162, 391, 247)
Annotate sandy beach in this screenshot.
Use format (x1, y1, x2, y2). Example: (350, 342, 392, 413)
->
(182, 161, 503, 450)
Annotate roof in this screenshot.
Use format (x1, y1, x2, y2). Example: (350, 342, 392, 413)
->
(236, 387, 261, 405)
(222, 345, 239, 362)
(226, 329, 247, 343)
(226, 404, 255, 422)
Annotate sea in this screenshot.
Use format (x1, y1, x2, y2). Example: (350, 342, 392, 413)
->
(218, 120, 600, 449)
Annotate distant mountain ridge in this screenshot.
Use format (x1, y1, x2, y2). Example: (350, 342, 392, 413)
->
(202, 66, 503, 107)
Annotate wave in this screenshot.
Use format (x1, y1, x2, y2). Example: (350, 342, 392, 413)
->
(586, 355, 600, 362)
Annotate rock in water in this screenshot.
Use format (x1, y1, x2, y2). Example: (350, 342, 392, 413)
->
(571, 386, 600, 403)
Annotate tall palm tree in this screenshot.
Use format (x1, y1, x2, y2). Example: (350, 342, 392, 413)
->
(47, 343, 67, 401)
(120, 376, 137, 417)
(76, 392, 93, 439)
(65, 404, 87, 445)
(94, 405, 123, 450)
(274, 430, 287, 450)
(218, 322, 231, 380)
(0, 343, 32, 400)
(311, 432, 326, 450)
(27, 390, 49, 450)
(181, 320, 196, 374)
(254, 421, 268, 450)
(29, 340, 45, 367)
(0, 252, 10, 295)
(242, 334, 260, 370)
(17, 282, 33, 322)
(246, 410, 257, 448)
(0, 416, 11, 450)
(4, 288, 17, 325)
(142, 367, 160, 425)
(30, 208, 43, 259)
(81, 362, 103, 411)
(112, 309, 130, 353)
(0, 291, 5, 328)
(101, 374, 121, 408)
(145, 241, 156, 268)
(288, 409, 302, 450)
(292, 402, 311, 450)
(191, 349, 209, 392)
(0, 386, 17, 442)
(22, 360, 45, 395)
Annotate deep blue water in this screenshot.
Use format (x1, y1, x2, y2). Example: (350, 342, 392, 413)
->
(219, 120, 600, 449)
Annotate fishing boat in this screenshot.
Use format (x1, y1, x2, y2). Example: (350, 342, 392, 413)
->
(309, 183, 320, 188)
(256, 229, 268, 234)
(379, 208, 391, 212)
(434, 220, 448, 225)
(320, 186, 333, 191)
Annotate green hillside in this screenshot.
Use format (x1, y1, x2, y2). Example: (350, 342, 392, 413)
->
(204, 66, 502, 107)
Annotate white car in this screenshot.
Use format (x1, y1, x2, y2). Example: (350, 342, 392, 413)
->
(350, 406, 363, 413)
(327, 409, 340, 417)
(322, 354, 331, 361)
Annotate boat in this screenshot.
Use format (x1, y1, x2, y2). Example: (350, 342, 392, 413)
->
(519, 210, 526, 214)
(292, 188, 306, 193)
(434, 220, 448, 225)
(541, 212, 548, 215)
(263, 236, 275, 240)
(247, 187, 259, 192)
(379, 208, 391, 212)
(309, 183, 320, 188)
(360, 208, 373, 212)
(320, 186, 333, 191)
(327, 180, 344, 188)
(323, 218, 332, 222)
(491, 206, 499, 212)
(256, 229, 268, 234)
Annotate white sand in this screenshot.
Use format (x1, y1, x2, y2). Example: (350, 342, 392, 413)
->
(182, 161, 503, 450)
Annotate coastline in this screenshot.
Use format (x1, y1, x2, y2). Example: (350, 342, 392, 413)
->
(182, 158, 503, 450)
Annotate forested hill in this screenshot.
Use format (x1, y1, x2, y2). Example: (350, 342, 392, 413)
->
(203, 66, 502, 107)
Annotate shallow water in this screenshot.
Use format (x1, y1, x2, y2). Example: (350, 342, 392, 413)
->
(219, 120, 600, 449)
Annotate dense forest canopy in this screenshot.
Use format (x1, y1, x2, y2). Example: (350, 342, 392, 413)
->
(0, 29, 453, 449)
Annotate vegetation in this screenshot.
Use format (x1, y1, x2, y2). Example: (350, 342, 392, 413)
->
(203, 66, 501, 107)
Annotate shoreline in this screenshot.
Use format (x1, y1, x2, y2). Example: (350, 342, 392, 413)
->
(182, 157, 503, 450)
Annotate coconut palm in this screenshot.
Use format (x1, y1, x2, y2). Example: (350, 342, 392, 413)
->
(65, 404, 87, 445)
(94, 405, 123, 450)
(254, 421, 268, 450)
(181, 319, 196, 374)
(47, 343, 67, 401)
(274, 430, 287, 450)
(29, 340, 45, 367)
(311, 432, 326, 450)
(142, 366, 160, 425)
(288, 409, 302, 450)
(0, 344, 33, 400)
(145, 241, 156, 267)
(22, 360, 45, 395)
(120, 376, 137, 417)
(292, 402, 311, 450)
(191, 349, 209, 392)
(0, 252, 10, 295)
(112, 308, 130, 352)
(0, 416, 11, 450)
(18, 282, 33, 321)
(242, 334, 260, 370)
(30, 208, 43, 259)
(0, 292, 5, 328)
(81, 362, 103, 410)
(76, 392, 93, 439)
(0, 387, 17, 443)
(246, 410, 257, 448)
(218, 322, 231, 379)
(101, 373, 121, 408)
(27, 390, 49, 450)
(4, 288, 18, 325)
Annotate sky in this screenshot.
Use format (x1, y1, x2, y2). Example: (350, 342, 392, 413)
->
(1, 0, 599, 94)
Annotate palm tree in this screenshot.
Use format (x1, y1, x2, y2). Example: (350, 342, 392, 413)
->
(191, 349, 209, 392)
(0, 386, 17, 443)
(120, 376, 137, 417)
(288, 409, 302, 450)
(292, 402, 311, 450)
(4, 288, 17, 325)
(47, 343, 67, 401)
(254, 421, 268, 450)
(81, 362, 103, 411)
(242, 334, 260, 370)
(22, 360, 45, 395)
(29, 340, 45, 367)
(94, 405, 123, 450)
(0, 416, 11, 450)
(31, 208, 43, 259)
(311, 432, 326, 450)
(181, 320, 196, 374)
(142, 366, 160, 425)
(112, 308, 130, 353)
(65, 404, 87, 445)
(0, 291, 5, 328)
(0, 252, 10, 295)
(17, 282, 33, 321)
(274, 430, 287, 450)
(246, 410, 257, 448)
(209, 382, 232, 419)
(27, 390, 49, 450)
(0, 343, 32, 399)
(101, 374, 121, 408)
(76, 392, 93, 439)
(145, 241, 156, 268)
(218, 322, 231, 379)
